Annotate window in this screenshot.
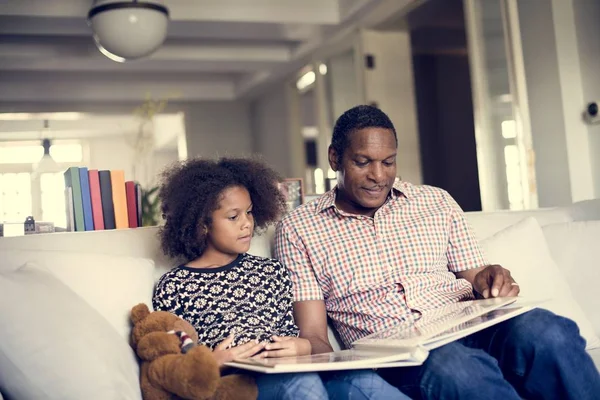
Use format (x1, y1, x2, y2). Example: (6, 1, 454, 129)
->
(0, 173, 32, 222)
(501, 120, 517, 139)
(50, 144, 83, 163)
(0, 142, 83, 164)
(503, 143, 524, 211)
(501, 120, 525, 211)
(0, 145, 43, 164)
(0, 140, 85, 228)
(41, 172, 67, 229)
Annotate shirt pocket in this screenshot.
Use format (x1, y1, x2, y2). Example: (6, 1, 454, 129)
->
(311, 235, 387, 297)
(397, 214, 449, 274)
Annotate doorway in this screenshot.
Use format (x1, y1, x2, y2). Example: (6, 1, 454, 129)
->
(408, 0, 482, 211)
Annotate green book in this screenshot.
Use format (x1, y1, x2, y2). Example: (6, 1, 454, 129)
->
(64, 167, 85, 232)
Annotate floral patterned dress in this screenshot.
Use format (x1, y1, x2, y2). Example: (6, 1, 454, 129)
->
(153, 253, 300, 349)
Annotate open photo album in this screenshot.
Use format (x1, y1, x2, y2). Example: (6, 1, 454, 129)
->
(225, 297, 534, 373)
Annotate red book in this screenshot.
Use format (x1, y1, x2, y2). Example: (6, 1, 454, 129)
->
(88, 170, 105, 230)
(125, 181, 138, 228)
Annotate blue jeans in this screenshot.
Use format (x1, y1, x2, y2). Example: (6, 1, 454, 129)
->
(253, 369, 409, 399)
(379, 308, 600, 400)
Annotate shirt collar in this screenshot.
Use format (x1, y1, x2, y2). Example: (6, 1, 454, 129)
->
(315, 178, 411, 214)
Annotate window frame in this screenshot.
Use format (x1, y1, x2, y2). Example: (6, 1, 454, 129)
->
(0, 139, 89, 225)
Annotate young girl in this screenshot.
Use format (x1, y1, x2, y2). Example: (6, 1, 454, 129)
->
(153, 157, 407, 400)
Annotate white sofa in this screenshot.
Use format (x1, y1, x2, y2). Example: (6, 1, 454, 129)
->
(0, 200, 599, 400)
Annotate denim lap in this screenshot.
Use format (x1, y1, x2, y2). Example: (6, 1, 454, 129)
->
(379, 309, 600, 400)
(254, 369, 410, 399)
(324, 369, 410, 399)
(255, 372, 328, 400)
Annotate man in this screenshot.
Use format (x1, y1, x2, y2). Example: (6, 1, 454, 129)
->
(274, 105, 600, 399)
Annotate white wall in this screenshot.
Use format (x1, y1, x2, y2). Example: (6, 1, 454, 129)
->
(518, 0, 600, 206)
(360, 29, 422, 184)
(154, 149, 179, 175)
(550, 0, 595, 203)
(182, 101, 253, 160)
(518, 1, 573, 207)
(88, 136, 182, 188)
(153, 113, 186, 150)
(251, 84, 294, 177)
(573, 0, 600, 198)
(87, 136, 135, 181)
(327, 49, 360, 121)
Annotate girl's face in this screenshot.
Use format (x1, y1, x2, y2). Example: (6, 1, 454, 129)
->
(206, 186, 254, 256)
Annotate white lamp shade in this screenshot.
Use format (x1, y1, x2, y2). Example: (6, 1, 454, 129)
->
(32, 138, 60, 177)
(89, 1, 169, 62)
(34, 154, 60, 174)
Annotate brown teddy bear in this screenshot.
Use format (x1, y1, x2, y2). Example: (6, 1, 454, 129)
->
(130, 303, 258, 400)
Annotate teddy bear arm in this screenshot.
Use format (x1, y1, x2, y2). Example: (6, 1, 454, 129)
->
(139, 362, 173, 400)
(137, 331, 182, 361)
(147, 346, 221, 400)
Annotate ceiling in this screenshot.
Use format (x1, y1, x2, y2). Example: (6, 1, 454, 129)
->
(0, 0, 420, 104)
(0, 112, 184, 150)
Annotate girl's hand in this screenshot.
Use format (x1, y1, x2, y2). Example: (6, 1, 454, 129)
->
(262, 336, 312, 358)
(212, 336, 266, 367)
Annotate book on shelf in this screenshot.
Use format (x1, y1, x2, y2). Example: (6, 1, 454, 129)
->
(225, 297, 533, 374)
(87, 169, 105, 230)
(98, 170, 116, 230)
(110, 170, 129, 229)
(78, 167, 94, 231)
(63, 167, 85, 231)
(125, 181, 138, 228)
(135, 182, 142, 227)
(64, 187, 75, 232)
(63, 167, 146, 232)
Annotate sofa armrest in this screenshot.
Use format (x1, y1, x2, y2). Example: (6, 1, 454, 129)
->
(543, 221, 600, 338)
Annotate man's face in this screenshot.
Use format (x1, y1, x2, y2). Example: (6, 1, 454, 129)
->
(329, 127, 397, 217)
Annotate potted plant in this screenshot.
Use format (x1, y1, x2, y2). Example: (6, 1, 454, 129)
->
(140, 185, 160, 226)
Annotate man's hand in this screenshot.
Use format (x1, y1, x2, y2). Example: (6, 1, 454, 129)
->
(473, 264, 520, 298)
(262, 336, 312, 358)
(212, 336, 266, 367)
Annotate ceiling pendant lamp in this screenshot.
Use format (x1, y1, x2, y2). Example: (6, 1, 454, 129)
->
(34, 138, 60, 175)
(33, 120, 60, 177)
(88, 0, 170, 62)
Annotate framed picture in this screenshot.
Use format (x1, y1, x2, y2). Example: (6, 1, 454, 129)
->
(279, 178, 304, 214)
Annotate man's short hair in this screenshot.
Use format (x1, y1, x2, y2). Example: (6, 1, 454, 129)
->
(331, 105, 398, 161)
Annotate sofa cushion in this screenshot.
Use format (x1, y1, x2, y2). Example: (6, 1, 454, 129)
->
(480, 217, 600, 349)
(465, 207, 572, 241)
(568, 198, 600, 221)
(0, 249, 155, 340)
(0, 262, 141, 400)
(0, 227, 171, 269)
(589, 348, 600, 372)
(542, 221, 600, 339)
(0, 227, 275, 280)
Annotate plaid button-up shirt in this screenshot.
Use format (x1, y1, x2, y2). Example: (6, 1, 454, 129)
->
(274, 180, 487, 348)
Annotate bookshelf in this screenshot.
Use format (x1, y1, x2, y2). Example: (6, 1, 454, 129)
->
(64, 167, 143, 232)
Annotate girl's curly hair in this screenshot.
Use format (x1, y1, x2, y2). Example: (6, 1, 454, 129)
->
(157, 157, 286, 261)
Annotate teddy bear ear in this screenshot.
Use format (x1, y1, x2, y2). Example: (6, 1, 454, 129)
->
(130, 303, 150, 325)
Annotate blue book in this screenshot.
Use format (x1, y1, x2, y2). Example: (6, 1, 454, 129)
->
(78, 167, 94, 231)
